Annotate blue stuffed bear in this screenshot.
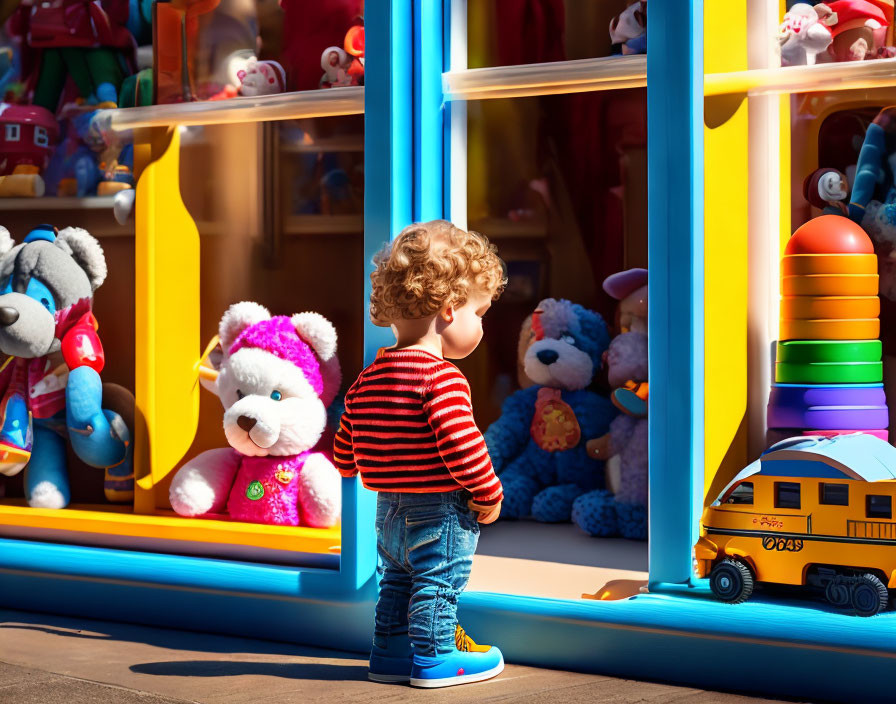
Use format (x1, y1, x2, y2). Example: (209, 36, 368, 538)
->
(0, 225, 134, 508)
(485, 298, 616, 523)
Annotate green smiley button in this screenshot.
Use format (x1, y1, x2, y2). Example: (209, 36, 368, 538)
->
(246, 481, 264, 501)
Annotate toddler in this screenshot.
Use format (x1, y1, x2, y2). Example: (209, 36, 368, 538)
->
(334, 220, 506, 688)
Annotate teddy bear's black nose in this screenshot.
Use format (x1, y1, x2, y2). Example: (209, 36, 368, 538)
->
(536, 349, 559, 365)
(237, 415, 257, 432)
(0, 307, 19, 326)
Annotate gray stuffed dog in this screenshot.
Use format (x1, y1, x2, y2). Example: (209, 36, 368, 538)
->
(0, 224, 134, 507)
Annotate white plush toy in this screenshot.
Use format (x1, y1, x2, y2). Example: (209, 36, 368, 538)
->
(778, 3, 835, 66)
(169, 302, 341, 527)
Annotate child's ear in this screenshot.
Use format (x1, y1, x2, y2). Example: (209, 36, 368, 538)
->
(440, 306, 454, 323)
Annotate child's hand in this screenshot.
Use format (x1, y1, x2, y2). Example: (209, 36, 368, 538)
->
(468, 499, 502, 524)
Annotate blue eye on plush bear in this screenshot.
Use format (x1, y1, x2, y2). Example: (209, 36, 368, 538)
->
(25, 278, 56, 313)
(271, 390, 282, 401)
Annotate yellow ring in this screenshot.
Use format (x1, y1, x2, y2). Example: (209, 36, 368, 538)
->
(782, 274, 879, 296)
(780, 296, 880, 320)
(779, 318, 880, 341)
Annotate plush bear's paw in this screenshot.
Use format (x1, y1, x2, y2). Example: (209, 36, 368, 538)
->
(499, 474, 539, 519)
(297, 453, 341, 528)
(532, 484, 582, 523)
(29, 481, 68, 509)
(169, 448, 240, 517)
(616, 502, 647, 540)
(571, 489, 618, 537)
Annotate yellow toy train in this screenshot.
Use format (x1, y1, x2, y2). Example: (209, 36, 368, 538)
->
(697, 434, 896, 616)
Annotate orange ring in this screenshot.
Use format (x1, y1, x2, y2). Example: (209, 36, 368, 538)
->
(780, 295, 880, 320)
(779, 318, 880, 341)
(781, 253, 877, 276)
(782, 274, 879, 296)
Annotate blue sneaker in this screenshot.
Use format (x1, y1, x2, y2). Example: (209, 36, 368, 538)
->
(409, 646, 504, 688)
(368, 635, 412, 684)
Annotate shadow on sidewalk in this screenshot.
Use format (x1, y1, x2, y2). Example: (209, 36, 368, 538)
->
(0, 609, 363, 661)
(131, 660, 368, 681)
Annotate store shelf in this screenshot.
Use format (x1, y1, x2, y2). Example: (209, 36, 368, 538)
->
(107, 86, 365, 131)
(705, 58, 896, 98)
(0, 500, 341, 566)
(285, 214, 364, 235)
(0, 196, 116, 211)
(443, 55, 647, 101)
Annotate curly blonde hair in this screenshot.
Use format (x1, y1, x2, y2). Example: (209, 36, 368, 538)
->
(370, 220, 506, 325)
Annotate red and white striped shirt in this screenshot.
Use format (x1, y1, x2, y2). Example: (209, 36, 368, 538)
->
(333, 348, 503, 506)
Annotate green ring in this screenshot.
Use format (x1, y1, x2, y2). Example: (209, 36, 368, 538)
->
(775, 361, 883, 384)
(777, 340, 882, 364)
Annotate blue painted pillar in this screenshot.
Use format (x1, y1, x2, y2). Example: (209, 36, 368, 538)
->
(414, 0, 446, 221)
(647, 0, 704, 587)
(348, 1, 415, 590)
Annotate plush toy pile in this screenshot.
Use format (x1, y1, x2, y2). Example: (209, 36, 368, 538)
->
(484, 298, 616, 523)
(169, 302, 342, 528)
(572, 269, 649, 539)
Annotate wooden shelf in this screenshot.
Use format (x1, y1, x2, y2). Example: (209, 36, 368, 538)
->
(705, 57, 896, 97)
(0, 196, 116, 211)
(107, 86, 364, 131)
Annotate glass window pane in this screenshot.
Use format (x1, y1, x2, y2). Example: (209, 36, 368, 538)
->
(820, 482, 850, 506)
(724, 482, 754, 505)
(464, 90, 648, 600)
(775, 482, 801, 509)
(867, 494, 892, 519)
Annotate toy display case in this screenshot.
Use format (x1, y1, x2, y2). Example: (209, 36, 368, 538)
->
(3, 1, 896, 702)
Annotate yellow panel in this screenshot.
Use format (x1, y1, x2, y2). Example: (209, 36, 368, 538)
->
(0, 502, 339, 554)
(703, 3, 749, 498)
(133, 127, 201, 513)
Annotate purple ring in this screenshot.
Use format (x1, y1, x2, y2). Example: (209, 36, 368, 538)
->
(767, 404, 889, 430)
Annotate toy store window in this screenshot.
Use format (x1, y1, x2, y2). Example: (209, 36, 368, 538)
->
(466, 0, 646, 68)
(458, 88, 649, 602)
(0, 115, 362, 570)
(150, 0, 364, 105)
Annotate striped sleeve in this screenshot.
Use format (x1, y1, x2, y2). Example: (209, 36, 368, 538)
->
(422, 364, 503, 506)
(333, 410, 357, 478)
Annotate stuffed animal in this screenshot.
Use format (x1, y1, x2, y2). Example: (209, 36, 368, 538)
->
(168, 302, 342, 527)
(610, 1, 647, 56)
(573, 332, 648, 540)
(0, 224, 134, 507)
(484, 298, 616, 523)
(603, 267, 647, 335)
(778, 3, 835, 66)
(804, 167, 850, 215)
(237, 58, 286, 97)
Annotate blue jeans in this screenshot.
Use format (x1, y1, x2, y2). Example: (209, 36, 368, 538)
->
(373, 490, 480, 657)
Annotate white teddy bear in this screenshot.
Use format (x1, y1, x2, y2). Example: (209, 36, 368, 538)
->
(169, 302, 341, 527)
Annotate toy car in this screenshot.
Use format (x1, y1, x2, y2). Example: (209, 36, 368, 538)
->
(697, 433, 896, 616)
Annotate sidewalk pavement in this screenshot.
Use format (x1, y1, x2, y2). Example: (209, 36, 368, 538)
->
(0, 608, 805, 704)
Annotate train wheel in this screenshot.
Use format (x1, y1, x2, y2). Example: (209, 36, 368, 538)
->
(824, 579, 850, 609)
(709, 559, 754, 604)
(850, 574, 888, 617)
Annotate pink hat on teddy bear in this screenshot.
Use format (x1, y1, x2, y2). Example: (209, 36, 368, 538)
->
(229, 316, 325, 396)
